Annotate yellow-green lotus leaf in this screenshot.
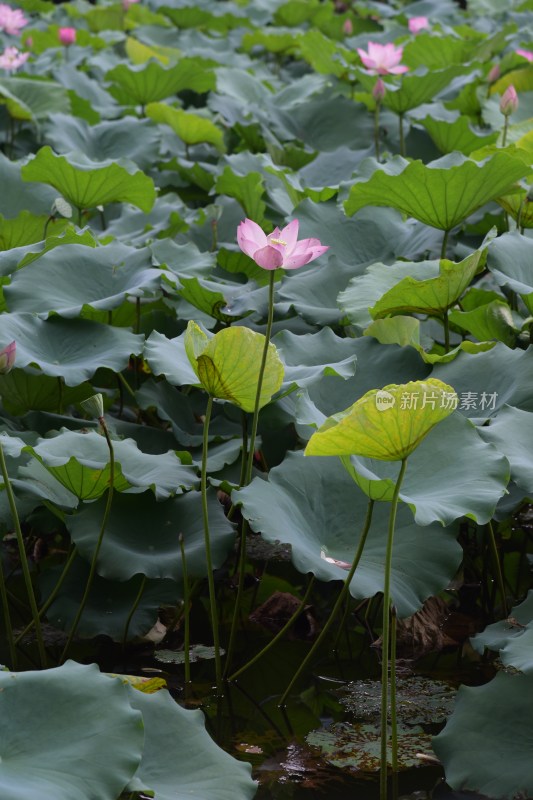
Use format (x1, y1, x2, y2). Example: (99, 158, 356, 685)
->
(184, 321, 284, 411)
(305, 380, 457, 462)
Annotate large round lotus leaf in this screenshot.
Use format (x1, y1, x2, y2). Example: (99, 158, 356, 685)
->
(67, 489, 235, 581)
(185, 321, 284, 411)
(0, 313, 144, 386)
(343, 413, 509, 525)
(344, 151, 530, 231)
(433, 672, 533, 799)
(306, 721, 432, 772)
(471, 591, 533, 673)
(477, 405, 533, 493)
(146, 102, 226, 151)
(27, 430, 196, 500)
(487, 231, 533, 313)
(431, 343, 533, 421)
(0, 661, 143, 800)
(272, 328, 357, 391)
(234, 452, 461, 618)
(125, 687, 256, 800)
(21, 146, 156, 212)
(417, 113, 499, 156)
(145, 330, 210, 388)
(106, 58, 216, 106)
(40, 557, 180, 640)
(4, 242, 163, 318)
(305, 379, 457, 461)
(357, 65, 469, 115)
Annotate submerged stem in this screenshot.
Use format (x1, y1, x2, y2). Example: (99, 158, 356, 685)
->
(487, 521, 508, 617)
(279, 498, 375, 707)
(380, 458, 407, 800)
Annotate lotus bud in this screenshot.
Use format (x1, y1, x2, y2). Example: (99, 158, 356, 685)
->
(80, 393, 104, 420)
(58, 27, 76, 46)
(343, 19, 353, 36)
(500, 85, 518, 116)
(0, 341, 15, 374)
(372, 78, 386, 102)
(487, 64, 500, 83)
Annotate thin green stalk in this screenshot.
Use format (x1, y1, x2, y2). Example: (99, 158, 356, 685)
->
(280, 499, 375, 706)
(487, 521, 508, 617)
(443, 311, 450, 353)
(77, 207, 83, 228)
(390, 606, 398, 796)
(122, 575, 146, 648)
(179, 533, 191, 685)
(225, 271, 276, 676)
(59, 419, 115, 663)
(57, 376, 64, 415)
(0, 548, 17, 668)
(398, 114, 405, 157)
(201, 396, 223, 695)
(441, 229, 450, 260)
(0, 441, 46, 668)
(380, 458, 407, 800)
(15, 546, 77, 646)
(229, 575, 315, 682)
(117, 371, 137, 401)
(502, 116, 509, 148)
(374, 103, 381, 161)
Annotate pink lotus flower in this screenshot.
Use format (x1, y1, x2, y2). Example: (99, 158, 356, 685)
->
(122, 0, 140, 8)
(0, 46, 29, 71)
(500, 84, 518, 116)
(58, 27, 76, 46)
(237, 219, 329, 271)
(0, 341, 15, 374)
(408, 16, 429, 34)
(357, 42, 408, 75)
(516, 48, 533, 62)
(0, 4, 27, 35)
(487, 64, 500, 83)
(343, 18, 353, 36)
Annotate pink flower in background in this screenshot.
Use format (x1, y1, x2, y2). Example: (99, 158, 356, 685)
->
(408, 16, 429, 34)
(122, 0, 140, 8)
(0, 46, 29, 71)
(487, 64, 501, 83)
(516, 48, 533, 62)
(357, 42, 409, 75)
(343, 19, 353, 36)
(0, 341, 15, 374)
(58, 27, 76, 45)
(0, 4, 27, 35)
(237, 219, 329, 271)
(500, 84, 518, 116)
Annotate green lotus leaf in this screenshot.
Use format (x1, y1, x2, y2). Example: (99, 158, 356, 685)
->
(364, 316, 495, 364)
(0, 211, 68, 251)
(272, 328, 357, 391)
(488, 231, 533, 313)
(161, 4, 251, 32)
(215, 167, 266, 223)
(471, 591, 533, 671)
(126, 688, 256, 800)
(5, 242, 163, 318)
(417, 114, 499, 155)
(448, 300, 517, 346)
(357, 65, 469, 115)
(297, 29, 350, 77)
(477, 405, 533, 492)
(431, 343, 533, 420)
(402, 32, 476, 69)
(0, 152, 57, 218)
(67, 490, 234, 581)
(0, 313, 144, 386)
(344, 152, 530, 231)
(0, 77, 70, 121)
(146, 102, 225, 151)
(184, 321, 284, 412)
(342, 413, 509, 526)
(125, 36, 178, 66)
(496, 187, 533, 228)
(40, 557, 180, 640)
(106, 58, 216, 106)
(21, 146, 156, 213)
(27, 430, 196, 500)
(0, 661, 143, 800)
(307, 722, 432, 772)
(175, 276, 256, 324)
(0, 369, 92, 415)
(369, 248, 483, 318)
(234, 452, 461, 617)
(305, 379, 457, 461)
(433, 672, 533, 799)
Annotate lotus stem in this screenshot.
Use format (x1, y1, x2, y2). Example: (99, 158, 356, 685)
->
(0, 546, 16, 668)
(502, 115, 509, 148)
(374, 103, 381, 161)
(380, 458, 407, 800)
(443, 310, 450, 353)
(441, 228, 450, 260)
(279, 498, 375, 707)
(179, 532, 191, 685)
(122, 574, 147, 648)
(225, 270, 276, 676)
(487, 521, 508, 617)
(59, 416, 115, 663)
(201, 395, 223, 695)
(0, 440, 47, 668)
(398, 113, 405, 157)
(390, 605, 398, 797)
(228, 575, 315, 682)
